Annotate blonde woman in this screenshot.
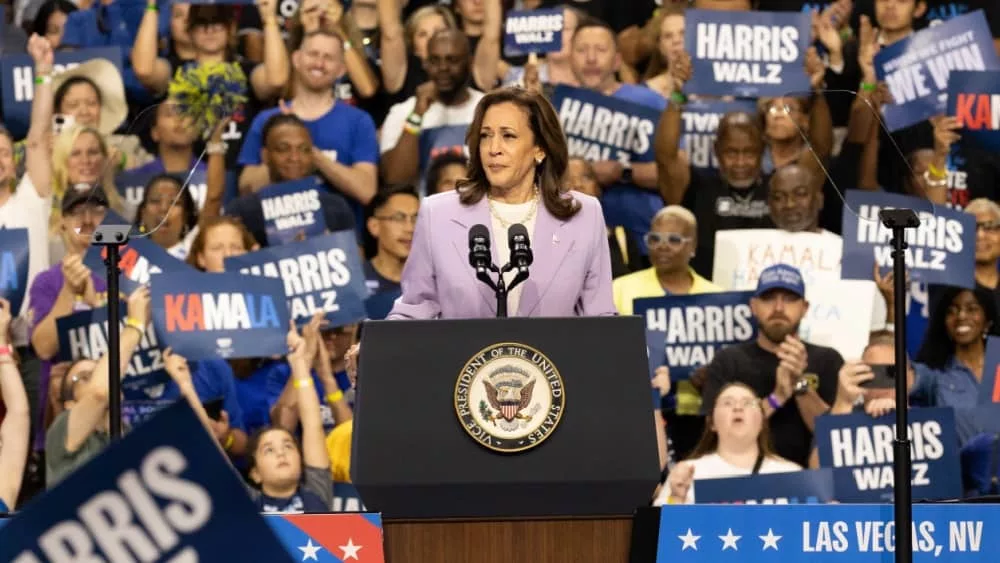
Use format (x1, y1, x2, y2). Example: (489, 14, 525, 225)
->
(377, 0, 458, 100)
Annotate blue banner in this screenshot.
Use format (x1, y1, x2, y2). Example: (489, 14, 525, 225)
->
(979, 336, 1000, 405)
(116, 164, 209, 211)
(551, 85, 661, 166)
(0, 228, 28, 316)
(875, 10, 1000, 132)
(681, 99, 759, 171)
(224, 231, 367, 328)
(0, 400, 294, 562)
(683, 9, 811, 98)
(695, 469, 836, 504)
(0, 47, 124, 138)
(947, 70, 1000, 152)
(364, 289, 400, 321)
(646, 329, 667, 409)
(633, 291, 756, 379)
(503, 9, 563, 57)
(56, 304, 168, 393)
(814, 407, 963, 502)
(151, 271, 290, 360)
(655, 504, 999, 562)
(83, 216, 195, 294)
(840, 191, 976, 288)
(257, 176, 329, 246)
(332, 482, 366, 513)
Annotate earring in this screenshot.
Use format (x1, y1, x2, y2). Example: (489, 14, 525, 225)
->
(535, 156, 544, 165)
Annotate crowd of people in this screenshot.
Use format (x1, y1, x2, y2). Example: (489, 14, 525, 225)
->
(0, 0, 996, 515)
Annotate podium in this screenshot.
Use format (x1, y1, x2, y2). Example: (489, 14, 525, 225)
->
(353, 317, 660, 563)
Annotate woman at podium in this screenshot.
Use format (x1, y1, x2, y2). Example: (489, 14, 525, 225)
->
(386, 87, 616, 320)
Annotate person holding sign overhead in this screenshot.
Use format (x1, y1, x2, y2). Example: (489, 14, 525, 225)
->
(0, 298, 31, 513)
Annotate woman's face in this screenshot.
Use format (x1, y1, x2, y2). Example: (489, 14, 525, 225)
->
(973, 209, 1000, 264)
(142, 180, 186, 248)
(564, 159, 599, 197)
(191, 22, 229, 56)
(413, 13, 448, 60)
(658, 14, 685, 61)
(44, 10, 69, 50)
(66, 132, 105, 186)
(945, 290, 988, 346)
(196, 223, 248, 273)
(712, 385, 763, 444)
(0, 135, 14, 187)
(263, 124, 313, 183)
(171, 3, 192, 47)
(433, 162, 466, 194)
(252, 429, 302, 489)
(479, 102, 543, 194)
(763, 97, 806, 142)
(59, 82, 101, 129)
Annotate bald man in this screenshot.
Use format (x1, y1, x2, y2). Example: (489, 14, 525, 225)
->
(767, 164, 824, 233)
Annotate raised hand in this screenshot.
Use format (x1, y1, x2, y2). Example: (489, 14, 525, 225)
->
(27, 34, 53, 70)
(61, 254, 92, 296)
(836, 360, 874, 407)
(667, 462, 695, 503)
(858, 16, 880, 83)
(652, 366, 671, 398)
(667, 51, 692, 93)
(163, 347, 192, 388)
(0, 298, 11, 342)
(126, 285, 152, 328)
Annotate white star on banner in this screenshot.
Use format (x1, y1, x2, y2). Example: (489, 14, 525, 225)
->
(759, 528, 782, 551)
(339, 538, 363, 561)
(298, 539, 322, 561)
(678, 528, 701, 551)
(719, 528, 742, 551)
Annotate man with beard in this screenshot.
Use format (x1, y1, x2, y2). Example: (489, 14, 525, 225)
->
(380, 29, 484, 187)
(701, 264, 843, 466)
(237, 29, 379, 210)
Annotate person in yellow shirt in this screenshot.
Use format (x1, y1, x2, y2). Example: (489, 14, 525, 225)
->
(613, 205, 722, 463)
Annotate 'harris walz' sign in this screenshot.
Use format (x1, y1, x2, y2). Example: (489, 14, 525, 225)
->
(840, 191, 975, 288)
(681, 99, 758, 171)
(503, 9, 563, 57)
(0, 228, 28, 316)
(551, 85, 660, 166)
(683, 9, 811, 98)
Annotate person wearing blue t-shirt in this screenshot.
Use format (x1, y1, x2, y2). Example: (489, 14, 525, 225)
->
(568, 18, 664, 269)
(236, 28, 378, 217)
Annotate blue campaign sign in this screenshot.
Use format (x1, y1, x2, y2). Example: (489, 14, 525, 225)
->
(875, 10, 1000, 132)
(151, 270, 290, 360)
(979, 336, 1000, 405)
(116, 162, 209, 211)
(0, 228, 28, 316)
(225, 230, 367, 328)
(83, 217, 195, 294)
(655, 504, 999, 562)
(551, 85, 661, 165)
(947, 70, 1000, 152)
(257, 176, 329, 246)
(683, 9, 811, 98)
(840, 191, 976, 288)
(332, 482, 366, 513)
(695, 469, 836, 504)
(56, 304, 169, 394)
(364, 289, 400, 321)
(0, 47, 124, 138)
(503, 9, 563, 57)
(646, 329, 667, 409)
(633, 291, 756, 379)
(814, 407, 963, 502)
(0, 400, 295, 562)
(681, 99, 758, 171)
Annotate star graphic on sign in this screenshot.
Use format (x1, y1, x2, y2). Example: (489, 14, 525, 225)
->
(759, 528, 782, 551)
(298, 538, 322, 561)
(339, 538, 363, 560)
(678, 528, 701, 551)
(719, 528, 742, 551)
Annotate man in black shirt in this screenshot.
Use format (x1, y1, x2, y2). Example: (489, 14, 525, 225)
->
(701, 264, 843, 466)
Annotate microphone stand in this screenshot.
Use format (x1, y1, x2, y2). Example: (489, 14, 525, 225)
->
(92, 225, 131, 441)
(878, 208, 919, 563)
(476, 262, 530, 318)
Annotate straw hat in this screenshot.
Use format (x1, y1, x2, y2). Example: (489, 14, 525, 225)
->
(51, 58, 128, 137)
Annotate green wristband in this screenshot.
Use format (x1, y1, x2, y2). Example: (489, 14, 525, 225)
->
(860, 82, 877, 93)
(670, 91, 687, 105)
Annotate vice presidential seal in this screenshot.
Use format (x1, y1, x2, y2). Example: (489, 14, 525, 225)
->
(454, 342, 565, 453)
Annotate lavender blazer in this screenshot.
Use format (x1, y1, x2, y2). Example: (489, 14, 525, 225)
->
(387, 190, 617, 319)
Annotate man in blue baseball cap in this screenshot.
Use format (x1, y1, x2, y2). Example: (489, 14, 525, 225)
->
(699, 263, 844, 467)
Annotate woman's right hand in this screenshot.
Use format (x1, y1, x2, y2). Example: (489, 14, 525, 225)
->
(345, 343, 360, 387)
(666, 461, 695, 503)
(27, 34, 53, 70)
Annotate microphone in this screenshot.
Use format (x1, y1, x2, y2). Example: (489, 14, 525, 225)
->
(508, 224, 533, 272)
(468, 224, 492, 274)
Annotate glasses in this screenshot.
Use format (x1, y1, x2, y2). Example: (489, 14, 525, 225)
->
(376, 213, 418, 226)
(645, 231, 691, 248)
(66, 204, 106, 220)
(717, 397, 759, 410)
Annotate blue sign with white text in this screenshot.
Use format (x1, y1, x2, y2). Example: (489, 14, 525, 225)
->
(979, 336, 1000, 405)
(0, 47, 124, 138)
(841, 191, 976, 288)
(551, 85, 661, 165)
(0, 228, 28, 316)
(683, 9, 811, 98)
(695, 469, 836, 504)
(151, 271, 290, 360)
(257, 176, 329, 246)
(83, 213, 194, 294)
(947, 70, 1000, 152)
(503, 9, 563, 57)
(875, 10, 1000, 132)
(633, 291, 756, 379)
(655, 504, 998, 562)
(814, 407, 963, 502)
(646, 329, 667, 409)
(116, 162, 209, 211)
(224, 231, 367, 328)
(681, 99, 759, 171)
(0, 400, 294, 562)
